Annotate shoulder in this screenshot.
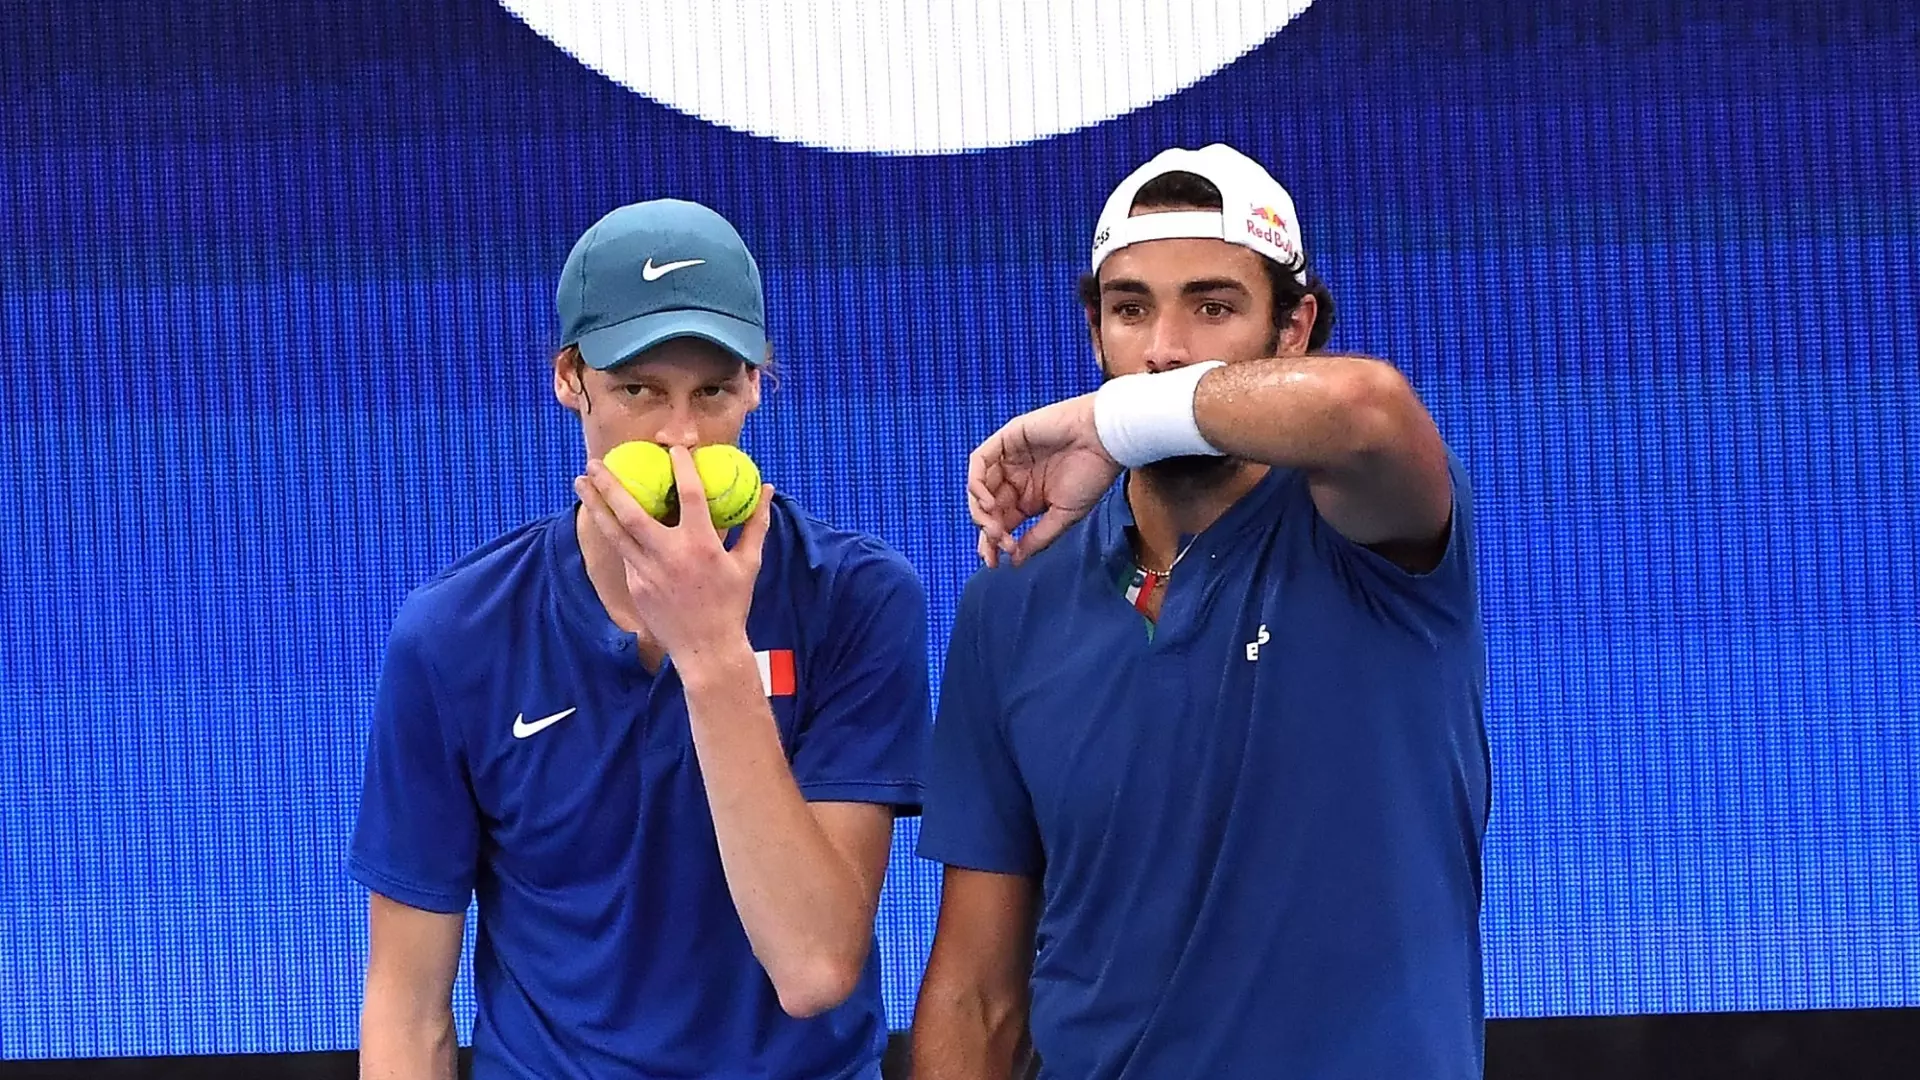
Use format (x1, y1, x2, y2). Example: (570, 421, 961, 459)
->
(946, 515, 1104, 661)
(769, 493, 925, 608)
(969, 510, 1106, 607)
(389, 511, 562, 657)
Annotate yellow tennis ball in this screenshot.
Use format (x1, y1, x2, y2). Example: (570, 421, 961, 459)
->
(693, 444, 762, 530)
(601, 441, 675, 521)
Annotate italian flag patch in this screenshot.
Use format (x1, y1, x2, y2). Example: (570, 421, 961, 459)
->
(754, 649, 796, 697)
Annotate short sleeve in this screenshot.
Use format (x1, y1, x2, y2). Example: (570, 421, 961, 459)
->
(915, 574, 1044, 877)
(1310, 449, 1480, 625)
(347, 612, 480, 914)
(789, 551, 931, 812)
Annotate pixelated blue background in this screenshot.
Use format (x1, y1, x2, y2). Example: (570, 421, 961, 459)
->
(2, 0, 1916, 1058)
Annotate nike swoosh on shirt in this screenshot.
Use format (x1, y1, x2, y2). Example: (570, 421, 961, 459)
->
(512, 707, 577, 739)
(642, 257, 705, 281)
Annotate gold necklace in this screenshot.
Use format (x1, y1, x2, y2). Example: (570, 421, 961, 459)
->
(1135, 534, 1200, 577)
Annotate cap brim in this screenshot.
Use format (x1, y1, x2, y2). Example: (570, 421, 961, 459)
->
(576, 309, 767, 371)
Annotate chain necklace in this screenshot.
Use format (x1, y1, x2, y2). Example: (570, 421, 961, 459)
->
(1135, 533, 1201, 577)
(1125, 533, 1200, 617)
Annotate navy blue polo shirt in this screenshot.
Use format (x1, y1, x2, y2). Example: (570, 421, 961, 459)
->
(919, 459, 1488, 1080)
(349, 493, 928, 1080)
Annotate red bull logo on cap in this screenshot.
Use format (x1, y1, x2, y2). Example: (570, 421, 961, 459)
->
(1245, 206, 1299, 260)
(1251, 205, 1289, 229)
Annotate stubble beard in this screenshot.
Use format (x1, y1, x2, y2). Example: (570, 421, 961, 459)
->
(1136, 453, 1243, 502)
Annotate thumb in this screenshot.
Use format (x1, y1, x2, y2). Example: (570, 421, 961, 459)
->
(1011, 504, 1080, 567)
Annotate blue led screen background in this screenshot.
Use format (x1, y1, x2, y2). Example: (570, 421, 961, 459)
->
(1, 0, 1916, 1058)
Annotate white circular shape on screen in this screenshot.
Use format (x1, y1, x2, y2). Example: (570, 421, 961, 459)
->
(495, 0, 1319, 154)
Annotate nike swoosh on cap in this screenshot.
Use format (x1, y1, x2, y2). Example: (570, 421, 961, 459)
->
(642, 257, 705, 281)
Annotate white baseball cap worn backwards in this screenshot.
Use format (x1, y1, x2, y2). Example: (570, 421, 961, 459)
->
(1090, 143, 1308, 286)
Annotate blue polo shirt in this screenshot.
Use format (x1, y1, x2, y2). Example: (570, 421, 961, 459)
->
(349, 494, 928, 1080)
(919, 459, 1488, 1080)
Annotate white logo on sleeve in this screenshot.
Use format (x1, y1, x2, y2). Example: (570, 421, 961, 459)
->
(1244, 625, 1270, 662)
(641, 257, 705, 281)
(512, 707, 578, 739)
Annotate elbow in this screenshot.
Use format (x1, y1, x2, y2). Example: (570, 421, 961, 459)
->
(1332, 363, 1417, 462)
(771, 951, 868, 1019)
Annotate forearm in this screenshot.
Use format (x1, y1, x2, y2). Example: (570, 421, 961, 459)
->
(358, 1000, 456, 1080)
(677, 636, 876, 1015)
(1191, 354, 1427, 472)
(911, 978, 1033, 1080)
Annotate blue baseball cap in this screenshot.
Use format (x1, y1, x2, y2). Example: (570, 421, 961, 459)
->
(556, 199, 768, 370)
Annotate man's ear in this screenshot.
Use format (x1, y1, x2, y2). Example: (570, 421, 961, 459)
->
(1278, 293, 1318, 356)
(1085, 307, 1107, 377)
(553, 349, 587, 414)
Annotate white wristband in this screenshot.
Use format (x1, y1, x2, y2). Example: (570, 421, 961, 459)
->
(1092, 361, 1226, 468)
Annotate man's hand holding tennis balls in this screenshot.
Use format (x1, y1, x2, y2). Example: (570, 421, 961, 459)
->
(575, 443, 775, 663)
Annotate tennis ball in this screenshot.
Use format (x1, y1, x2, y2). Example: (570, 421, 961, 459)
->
(601, 440, 675, 521)
(693, 444, 762, 530)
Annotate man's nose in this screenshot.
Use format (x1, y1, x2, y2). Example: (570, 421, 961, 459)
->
(1142, 314, 1194, 374)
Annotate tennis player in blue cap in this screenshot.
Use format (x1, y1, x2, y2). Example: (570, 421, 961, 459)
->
(351, 198, 928, 1079)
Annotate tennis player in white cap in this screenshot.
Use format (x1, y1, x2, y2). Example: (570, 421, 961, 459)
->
(915, 144, 1489, 1080)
